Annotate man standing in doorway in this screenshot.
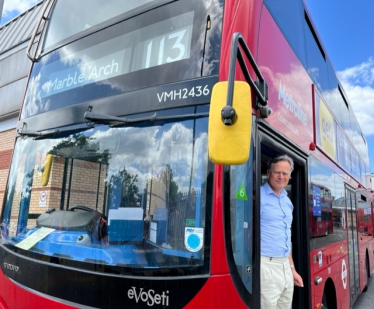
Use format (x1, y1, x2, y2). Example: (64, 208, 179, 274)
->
(261, 155, 303, 309)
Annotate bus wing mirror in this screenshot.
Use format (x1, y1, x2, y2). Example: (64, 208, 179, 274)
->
(41, 154, 53, 186)
(208, 81, 252, 165)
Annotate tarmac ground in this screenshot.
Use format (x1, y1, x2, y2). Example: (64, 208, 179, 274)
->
(352, 272, 374, 309)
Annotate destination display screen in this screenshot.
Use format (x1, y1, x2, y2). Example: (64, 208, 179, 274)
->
(39, 12, 193, 99)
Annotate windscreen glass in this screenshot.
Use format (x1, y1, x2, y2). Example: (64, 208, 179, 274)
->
(22, 0, 223, 119)
(0, 107, 212, 274)
(43, 0, 157, 49)
(229, 138, 254, 294)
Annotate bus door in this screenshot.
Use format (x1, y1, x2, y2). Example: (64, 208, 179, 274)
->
(256, 128, 310, 309)
(345, 186, 359, 304)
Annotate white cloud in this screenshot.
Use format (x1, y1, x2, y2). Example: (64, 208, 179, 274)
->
(337, 58, 374, 136)
(2, 0, 39, 17)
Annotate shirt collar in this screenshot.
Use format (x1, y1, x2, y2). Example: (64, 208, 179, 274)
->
(264, 182, 287, 197)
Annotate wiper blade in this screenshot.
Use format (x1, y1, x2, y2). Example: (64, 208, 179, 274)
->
(17, 124, 93, 139)
(84, 111, 209, 127)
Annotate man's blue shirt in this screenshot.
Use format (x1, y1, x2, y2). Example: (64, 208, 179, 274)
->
(260, 182, 293, 257)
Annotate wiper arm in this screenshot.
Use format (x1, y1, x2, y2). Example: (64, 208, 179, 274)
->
(17, 129, 45, 138)
(17, 124, 93, 139)
(84, 111, 141, 125)
(84, 111, 209, 127)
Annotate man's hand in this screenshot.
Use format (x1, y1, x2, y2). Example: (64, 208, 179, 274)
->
(292, 269, 304, 287)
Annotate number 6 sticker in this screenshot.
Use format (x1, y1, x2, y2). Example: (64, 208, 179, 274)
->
(235, 184, 248, 200)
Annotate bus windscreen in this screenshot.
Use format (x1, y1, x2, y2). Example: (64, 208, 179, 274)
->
(22, 0, 222, 119)
(1, 107, 211, 273)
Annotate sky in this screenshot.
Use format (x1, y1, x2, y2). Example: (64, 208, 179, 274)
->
(305, 0, 374, 177)
(0, 0, 39, 24)
(1, 0, 374, 174)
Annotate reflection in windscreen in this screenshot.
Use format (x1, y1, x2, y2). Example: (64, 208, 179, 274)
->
(43, 0, 155, 49)
(0, 114, 210, 270)
(309, 157, 347, 250)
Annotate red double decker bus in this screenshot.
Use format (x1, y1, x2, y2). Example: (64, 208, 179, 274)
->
(0, 0, 373, 308)
(357, 196, 373, 235)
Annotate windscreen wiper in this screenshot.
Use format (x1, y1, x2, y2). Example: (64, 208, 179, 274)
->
(17, 124, 94, 139)
(84, 111, 209, 127)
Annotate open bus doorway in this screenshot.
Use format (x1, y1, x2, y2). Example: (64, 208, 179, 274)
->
(257, 133, 310, 309)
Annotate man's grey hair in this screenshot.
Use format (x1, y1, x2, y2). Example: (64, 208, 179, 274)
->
(267, 155, 294, 172)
